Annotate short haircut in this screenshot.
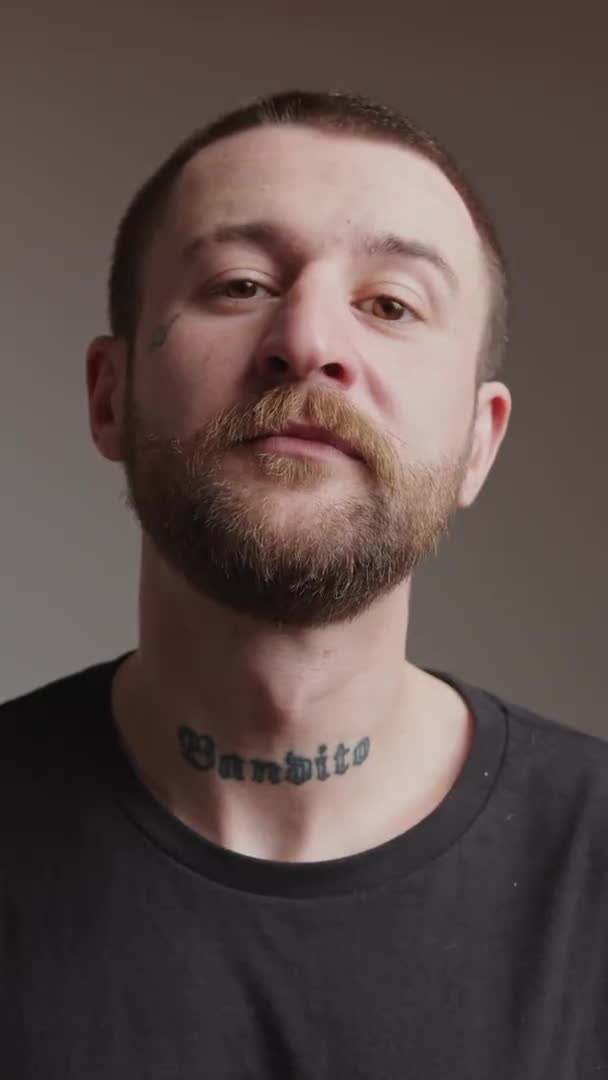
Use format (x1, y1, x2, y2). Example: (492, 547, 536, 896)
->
(109, 89, 509, 383)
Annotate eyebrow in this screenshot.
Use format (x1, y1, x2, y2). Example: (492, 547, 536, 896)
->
(181, 221, 459, 295)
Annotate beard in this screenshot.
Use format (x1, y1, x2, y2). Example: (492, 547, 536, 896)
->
(120, 380, 473, 628)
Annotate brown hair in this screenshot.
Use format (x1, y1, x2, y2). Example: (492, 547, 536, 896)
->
(109, 89, 509, 383)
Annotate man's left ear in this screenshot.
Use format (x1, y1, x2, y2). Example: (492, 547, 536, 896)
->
(457, 381, 512, 509)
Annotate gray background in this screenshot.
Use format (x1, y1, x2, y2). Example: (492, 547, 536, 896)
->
(2, 4, 606, 733)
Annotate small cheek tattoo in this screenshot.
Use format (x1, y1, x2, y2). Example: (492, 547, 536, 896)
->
(147, 313, 181, 351)
(177, 727, 372, 785)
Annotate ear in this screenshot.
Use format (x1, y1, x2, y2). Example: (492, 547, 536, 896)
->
(86, 335, 129, 463)
(457, 381, 512, 509)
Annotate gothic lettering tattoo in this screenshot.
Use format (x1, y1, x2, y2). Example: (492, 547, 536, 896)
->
(147, 313, 180, 350)
(178, 726, 371, 784)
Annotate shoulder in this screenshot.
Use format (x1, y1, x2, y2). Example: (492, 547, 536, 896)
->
(1, 655, 112, 720)
(433, 663, 608, 778)
(474, 681, 608, 867)
(0, 656, 129, 874)
(0, 654, 125, 784)
(434, 663, 608, 839)
(495, 687, 608, 784)
(440, 663, 608, 778)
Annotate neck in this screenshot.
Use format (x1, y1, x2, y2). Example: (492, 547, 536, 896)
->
(111, 543, 473, 862)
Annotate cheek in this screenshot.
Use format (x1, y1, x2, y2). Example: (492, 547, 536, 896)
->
(390, 349, 474, 463)
(134, 318, 246, 435)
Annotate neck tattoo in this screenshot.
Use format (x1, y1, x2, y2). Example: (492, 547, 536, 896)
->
(178, 726, 371, 785)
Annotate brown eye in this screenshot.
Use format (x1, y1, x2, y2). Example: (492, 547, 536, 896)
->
(369, 296, 413, 321)
(204, 278, 276, 307)
(222, 279, 262, 299)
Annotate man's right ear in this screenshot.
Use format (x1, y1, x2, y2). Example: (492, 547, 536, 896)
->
(85, 334, 129, 463)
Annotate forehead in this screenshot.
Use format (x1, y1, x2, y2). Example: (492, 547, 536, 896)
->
(163, 125, 486, 294)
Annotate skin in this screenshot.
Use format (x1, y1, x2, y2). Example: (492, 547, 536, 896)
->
(87, 125, 511, 862)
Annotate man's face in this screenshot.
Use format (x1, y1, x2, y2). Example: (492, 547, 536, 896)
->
(119, 125, 492, 627)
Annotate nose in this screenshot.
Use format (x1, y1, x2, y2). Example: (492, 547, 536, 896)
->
(251, 278, 358, 391)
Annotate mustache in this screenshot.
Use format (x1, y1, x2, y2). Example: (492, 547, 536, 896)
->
(196, 384, 401, 486)
(127, 383, 406, 493)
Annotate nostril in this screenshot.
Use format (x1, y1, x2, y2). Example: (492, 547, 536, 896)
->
(324, 362, 343, 379)
(268, 355, 289, 373)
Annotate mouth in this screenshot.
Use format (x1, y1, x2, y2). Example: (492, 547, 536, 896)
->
(243, 423, 363, 461)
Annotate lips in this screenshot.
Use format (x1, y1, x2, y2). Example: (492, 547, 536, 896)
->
(247, 424, 361, 461)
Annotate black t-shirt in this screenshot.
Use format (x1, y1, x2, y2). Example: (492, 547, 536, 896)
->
(1, 651, 608, 1078)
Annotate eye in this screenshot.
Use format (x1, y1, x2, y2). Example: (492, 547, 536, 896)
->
(209, 278, 274, 300)
(360, 295, 419, 322)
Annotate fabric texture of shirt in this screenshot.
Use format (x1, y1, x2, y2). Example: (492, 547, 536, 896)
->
(1, 650, 607, 1078)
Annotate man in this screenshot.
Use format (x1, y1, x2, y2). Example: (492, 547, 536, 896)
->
(1, 89, 606, 1077)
